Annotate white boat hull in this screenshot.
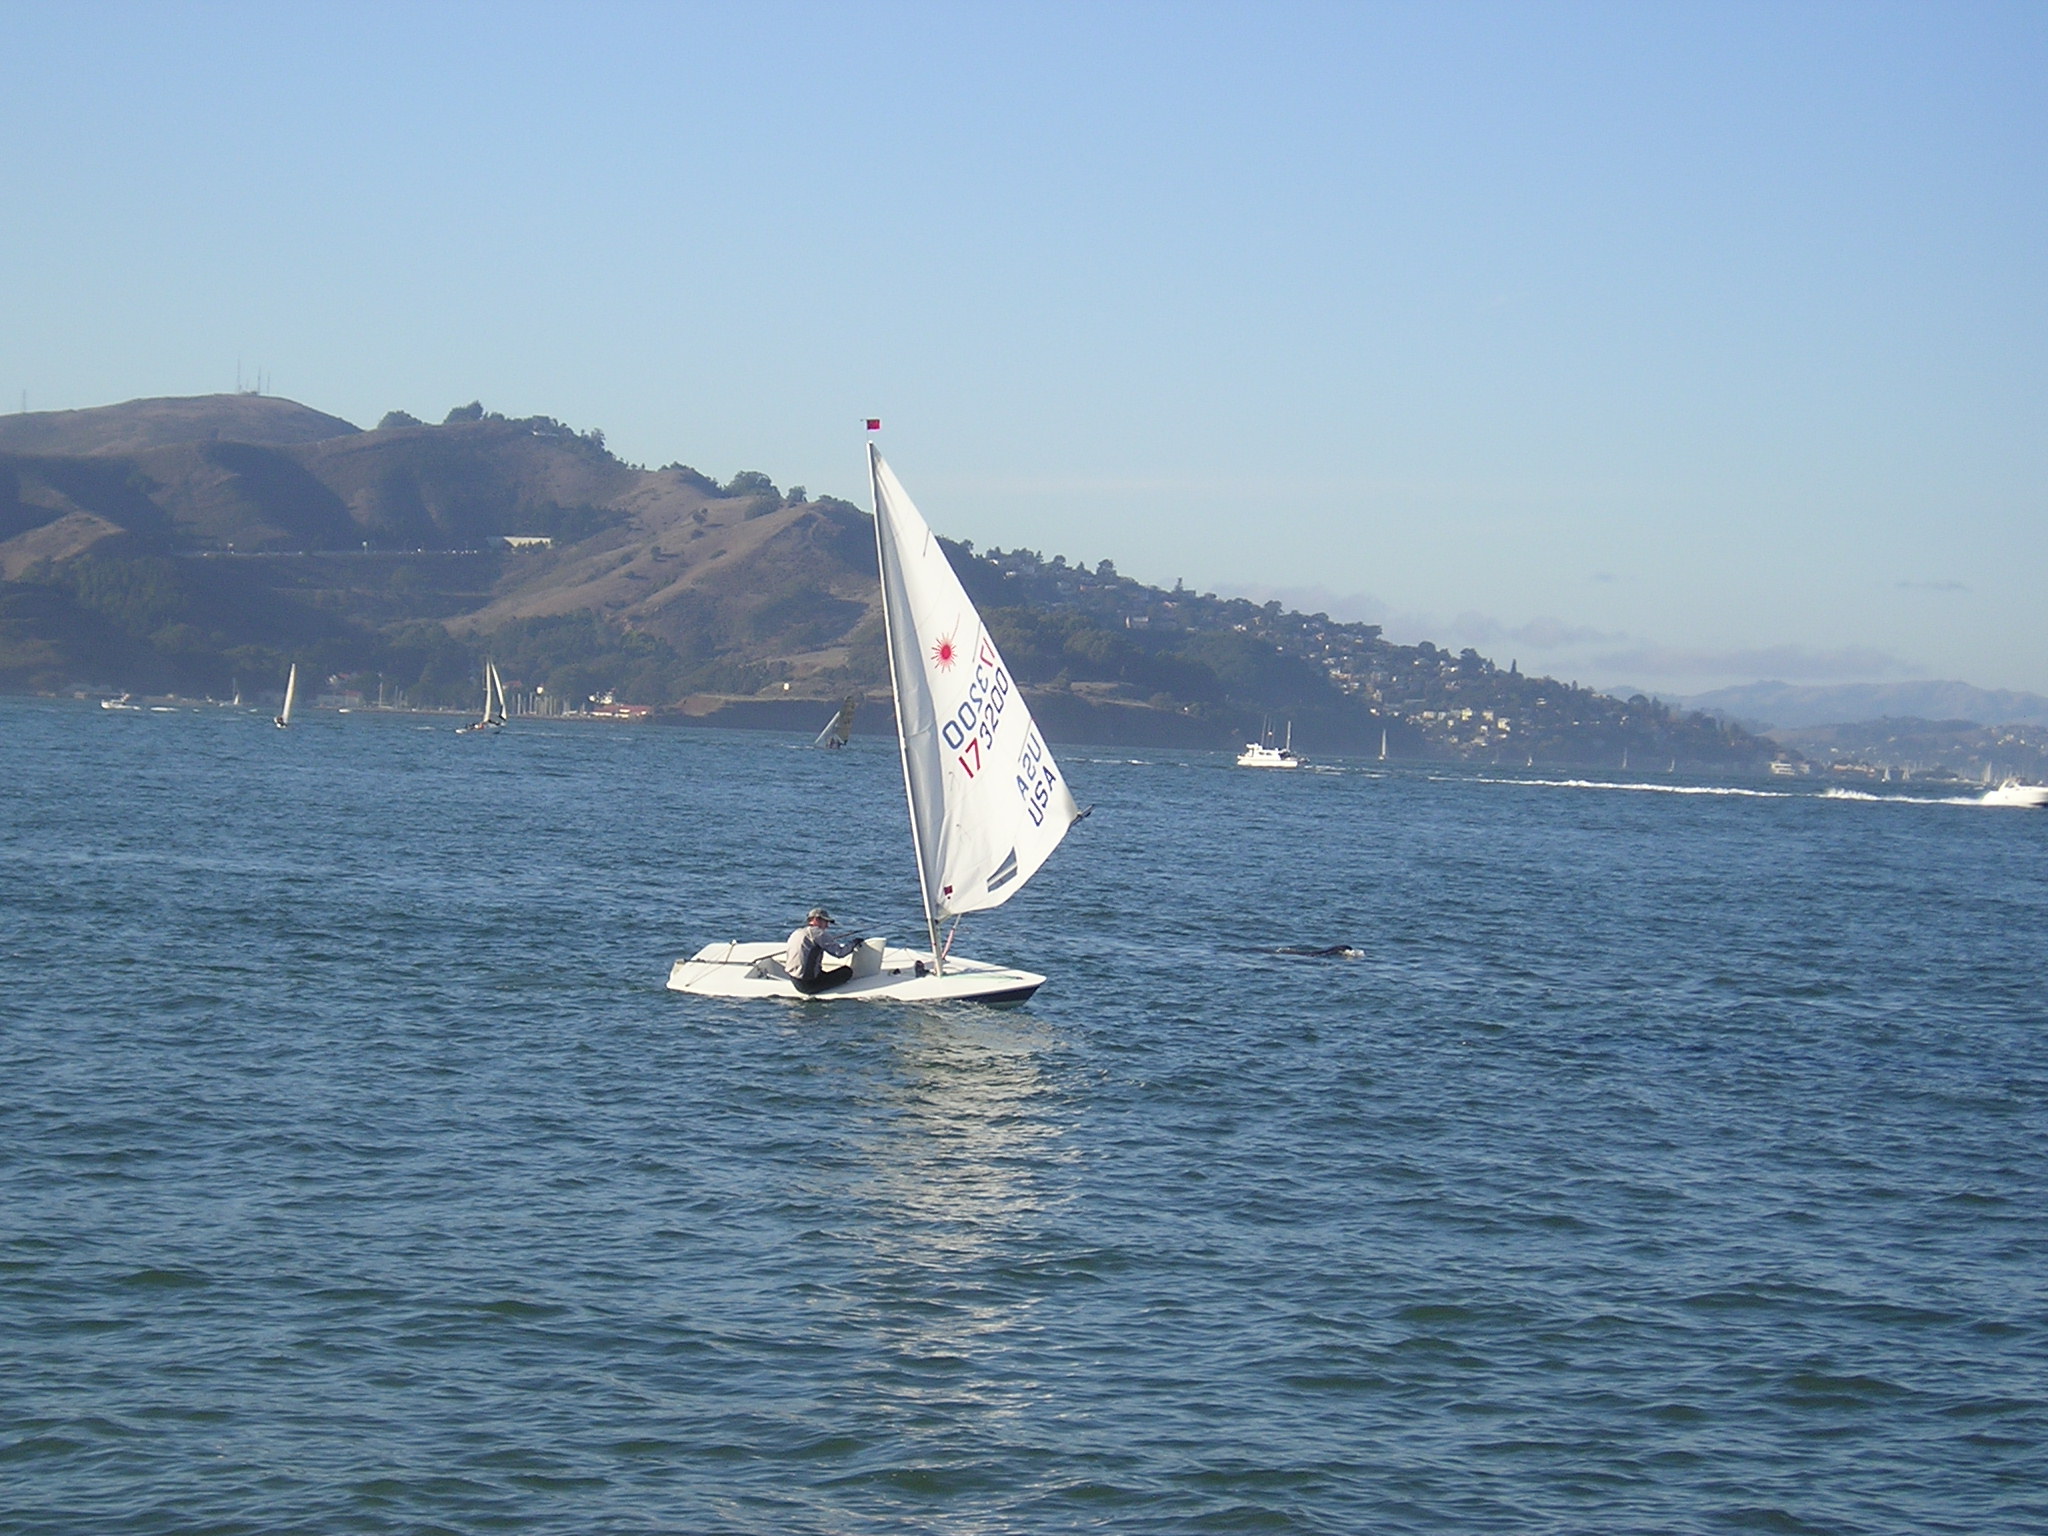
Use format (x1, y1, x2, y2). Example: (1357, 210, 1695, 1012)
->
(1237, 727, 1300, 767)
(666, 939, 1044, 1004)
(1983, 782, 2048, 808)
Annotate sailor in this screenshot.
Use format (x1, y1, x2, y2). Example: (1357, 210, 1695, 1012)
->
(786, 906, 855, 994)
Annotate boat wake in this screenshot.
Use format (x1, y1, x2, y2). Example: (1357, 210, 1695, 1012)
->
(1473, 776, 1798, 799)
(1474, 776, 2030, 809)
(1823, 787, 2034, 809)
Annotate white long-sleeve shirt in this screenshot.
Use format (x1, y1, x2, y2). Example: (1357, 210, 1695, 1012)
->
(786, 923, 823, 978)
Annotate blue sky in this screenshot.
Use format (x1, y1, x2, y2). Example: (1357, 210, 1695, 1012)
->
(5, 1, 2044, 694)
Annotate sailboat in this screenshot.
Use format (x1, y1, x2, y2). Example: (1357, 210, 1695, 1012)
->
(667, 446, 1083, 1003)
(273, 664, 298, 728)
(1378, 727, 1388, 762)
(814, 694, 859, 749)
(1237, 720, 1301, 768)
(456, 661, 508, 733)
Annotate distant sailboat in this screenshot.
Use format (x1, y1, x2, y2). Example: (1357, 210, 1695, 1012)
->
(456, 661, 508, 734)
(1621, 748, 1630, 771)
(668, 444, 1083, 1002)
(1378, 727, 1388, 762)
(273, 664, 298, 729)
(814, 694, 859, 749)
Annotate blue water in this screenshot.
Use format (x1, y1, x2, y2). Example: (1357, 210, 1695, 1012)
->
(4, 697, 2046, 1534)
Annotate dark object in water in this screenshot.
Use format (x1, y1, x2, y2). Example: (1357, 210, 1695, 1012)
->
(1276, 944, 1364, 959)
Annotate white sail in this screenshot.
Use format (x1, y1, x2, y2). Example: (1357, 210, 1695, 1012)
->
(276, 663, 298, 727)
(456, 660, 504, 732)
(871, 447, 1079, 936)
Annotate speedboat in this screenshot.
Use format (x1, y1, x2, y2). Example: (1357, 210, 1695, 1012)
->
(1982, 779, 2048, 808)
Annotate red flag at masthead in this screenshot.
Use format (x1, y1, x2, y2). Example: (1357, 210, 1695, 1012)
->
(865, 418, 881, 431)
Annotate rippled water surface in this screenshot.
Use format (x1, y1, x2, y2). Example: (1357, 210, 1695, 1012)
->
(5, 697, 2046, 1534)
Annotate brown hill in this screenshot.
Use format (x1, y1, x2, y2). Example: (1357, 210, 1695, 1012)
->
(0, 400, 886, 697)
(0, 393, 1772, 769)
(0, 454, 177, 564)
(115, 416, 643, 553)
(0, 394, 361, 456)
(456, 475, 879, 688)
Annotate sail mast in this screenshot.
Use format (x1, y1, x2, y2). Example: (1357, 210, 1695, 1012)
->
(871, 442, 946, 972)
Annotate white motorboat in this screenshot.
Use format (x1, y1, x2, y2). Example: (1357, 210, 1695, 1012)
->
(273, 664, 298, 728)
(1982, 779, 2048, 808)
(1237, 721, 1300, 768)
(100, 693, 139, 711)
(456, 661, 508, 733)
(668, 443, 1083, 1005)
